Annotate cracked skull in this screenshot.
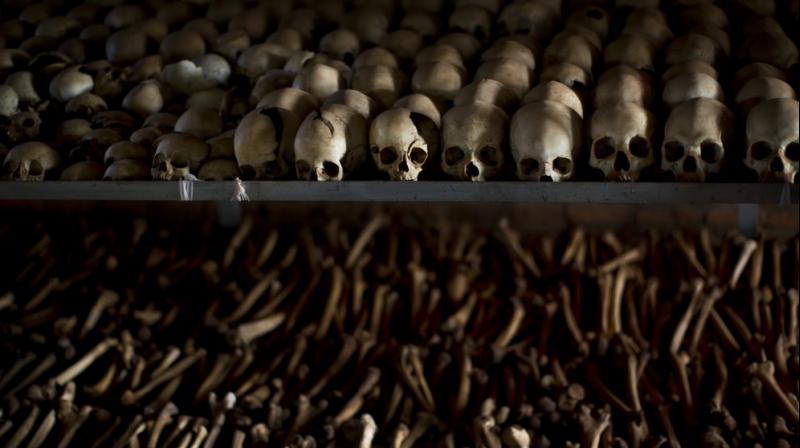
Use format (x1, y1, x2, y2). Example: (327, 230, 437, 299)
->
(234, 106, 299, 179)
(589, 102, 656, 181)
(745, 98, 799, 183)
(511, 100, 580, 182)
(151, 133, 209, 180)
(441, 102, 508, 181)
(370, 107, 439, 181)
(294, 104, 368, 181)
(662, 98, 733, 182)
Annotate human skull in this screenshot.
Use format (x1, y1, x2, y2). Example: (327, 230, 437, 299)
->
(662, 98, 734, 182)
(745, 98, 799, 183)
(351, 65, 407, 109)
(323, 89, 381, 121)
(60, 161, 105, 180)
(594, 66, 653, 109)
(393, 94, 442, 127)
(663, 61, 719, 83)
(739, 31, 798, 72)
(292, 63, 348, 101)
(543, 32, 598, 75)
(449, 5, 492, 41)
(480, 40, 536, 71)
(497, 1, 558, 42)
(319, 29, 361, 64)
(294, 104, 368, 180)
(734, 77, 796, 115)
(589, 102, 656, 181)
(198, 158, 242, 181)
(733, 62, 785, 91)
(416, 44, 466, 70)
(511, 100, 580, 182)
(400, 10, 440, 41)
(152, 133, 209, 180)
(665, 33, 718, 68)
(234, 106, 299, 179)
(2, 141, 60, 181)
(662, 72, 724, 110)
(565, 6, 610, 42)
(441, 102, 509, 181)
(380, 30, 424, 62)
(104, 159, 150, 180)
(456, 79, 519, 113)
(524, 81, 583, 119)
(474, 58, 532, 99)
(411, 62, 466, 102)
(370, 107, 439, 181)
(256, 87, 320, 121)
(437, 32, 483, 62)
(604, 35, 656, 73)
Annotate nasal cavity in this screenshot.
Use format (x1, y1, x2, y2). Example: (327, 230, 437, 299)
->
(683, 156, 697, 173)
(770, 156, 785, 172)
(614, 152, 630, 172)
(465, 162, 480, 178)
(540, 175, 553, 182)
(399, 160, 409, 172)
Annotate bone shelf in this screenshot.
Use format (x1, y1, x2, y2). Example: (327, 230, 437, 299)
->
(0, 181, 797, 204)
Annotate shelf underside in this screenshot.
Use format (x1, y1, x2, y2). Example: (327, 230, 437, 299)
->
(0, 181, 797, 204)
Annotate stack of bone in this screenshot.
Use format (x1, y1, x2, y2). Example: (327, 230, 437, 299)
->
(0, 214, 798, 446)
(0, 0, 798, 182)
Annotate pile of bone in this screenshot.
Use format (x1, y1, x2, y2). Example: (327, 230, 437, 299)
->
(0, 214, 798, 447)
(0, 0, 798, 183)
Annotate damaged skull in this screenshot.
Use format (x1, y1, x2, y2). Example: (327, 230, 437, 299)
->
(294, 104, 368, 181)
(370, 107, 439, 181)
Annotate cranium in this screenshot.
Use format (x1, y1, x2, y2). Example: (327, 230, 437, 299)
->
(323, 89, 381, 121)
(267, 29, 304, 52)
(565, 6, 610, 41)
(733, 62, 786, 91)
(437, 32, 483, 62)
(380, 30, 424, 61)
(344, 7, 390, 45)
(152, 133, 210, 180)
(160, 29, 206, 64)
(595, 66, 653, 109)
(104, 159, 150, 180)
(689, 26, 731, 61)
(393, 94, 442, 127)
(745, 98, 799, 183)
(353, 47, 399, 71)
(681, 3, 728, 29)
(294, 104, 368, 180)
(539, 63, 592, 96)
(0, 85, 19, 118)
(237, 43, 290, 78)
(292, 63, 347, 101)
(351, 65, 407, 109)
(662, 72, 724, 110)
(174, 108, 223, 140)
(441, 102, 509, 181)
(497, 1, 558, 42)
(411, 62, 466, 102)
(279, 8, 319, 44)
(663, 61, 719, 83)
(49, 66, 94, 102)
(257, 88, 320, 120)
(524, 81, 583, 119)
(456, 79, 519, 113)
(60, 161, 105, 180)
(70, 128, 122, 162)
(65, 92, 107, 117)
(480, 40, 536, 71)
(589, 102, 656, 181)
(510, 100, 580, 182)
(122, 81, 164, 117)
(250, 70, 295, 105)
(400, 10, 440, 41)
(604, 35, 656, 73)
(416, 44, 466, 70)
(448, 5, 492, 41)
(104, 141, 149, 166)
(543, 32, 598, 75)
(735, 77, 796, 115)
(198, 158, 242, 181)
(5, 71, 41, 104)
(370, 107, 440, 181)
(207, 130, 236, 160)
(234, 106, 299, 179)
(2, 141, 60, 181)
(474, 58, 532, 99)
(665, 33, 718, 68)
(319, 29, 361, 64)
(662, 98, 734, 182)
(620, 12, 673, 50)
(213, 30, 251, 61)
(229, 6, 270, 41)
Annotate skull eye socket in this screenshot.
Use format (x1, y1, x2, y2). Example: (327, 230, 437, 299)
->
(478, 146, 500, 167)
(264, 160, 282, 176)
(553, 157, 572, 175)
(664, 141, 685, 162)
(296, 160, 311, 176)
(410, 147, 427, 164)
(629, 136, 650, 158)
(593, 137, 615, 159)
(519, 158, 539, 176)
(700, 141, 722, 164)
(2, 159, 17, 175)
(28, 160, 44, 176)
(750, 141, 772, 160)
(785, 142, 799, 161)
(322, 161, 340, 177)
(380, 147, 398, 165)
(445, 146, 465, 165)
(152, 153, 164, 168)
(370, 145, 379, 154)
